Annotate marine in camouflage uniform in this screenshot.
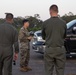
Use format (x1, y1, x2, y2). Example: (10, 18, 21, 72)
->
(19, 19, 32, 72)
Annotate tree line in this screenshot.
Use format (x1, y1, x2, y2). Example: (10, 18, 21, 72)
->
(0, 12, 76, 31)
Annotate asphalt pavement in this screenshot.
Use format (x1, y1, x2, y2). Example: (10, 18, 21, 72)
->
(12, 42, 76, 75)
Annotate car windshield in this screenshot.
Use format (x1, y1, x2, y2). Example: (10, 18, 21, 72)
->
(37, 33, 42, 36)
(67, 20, 76, 29)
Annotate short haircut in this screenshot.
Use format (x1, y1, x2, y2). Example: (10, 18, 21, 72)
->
(50, 4, 58, 12)
(22, 19, 29, 25)
(5, 13, 13, 19)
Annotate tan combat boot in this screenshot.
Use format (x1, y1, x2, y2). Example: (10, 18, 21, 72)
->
(25, 67, 32, 71)
(20, 67, 28, 72)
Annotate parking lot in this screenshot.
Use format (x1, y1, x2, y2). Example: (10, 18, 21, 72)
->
(12, 42, 76, 75)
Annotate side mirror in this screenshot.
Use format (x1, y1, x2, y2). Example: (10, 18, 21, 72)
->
(72, 27, 76, 34)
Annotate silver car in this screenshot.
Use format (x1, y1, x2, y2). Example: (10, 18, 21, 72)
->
(32, 30, 45, 54)
(32, 20, 76, 57)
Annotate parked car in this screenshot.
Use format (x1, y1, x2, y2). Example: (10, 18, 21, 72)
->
(32, 19, 76, 57)
(32, 30, 45, 53)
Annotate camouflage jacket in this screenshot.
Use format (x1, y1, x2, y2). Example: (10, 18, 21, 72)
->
(19, 27, 30, 43)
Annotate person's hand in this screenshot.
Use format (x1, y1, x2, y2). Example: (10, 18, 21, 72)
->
(28, 36, 33, 40)
(14, 53, 18, 61)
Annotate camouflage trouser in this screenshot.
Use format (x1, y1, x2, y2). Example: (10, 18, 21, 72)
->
(20, 42, 30, 68)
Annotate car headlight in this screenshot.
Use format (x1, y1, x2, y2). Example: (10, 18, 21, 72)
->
(37, 37, 42, 41)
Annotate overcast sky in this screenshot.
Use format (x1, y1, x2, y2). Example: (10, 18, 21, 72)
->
(0, 0, 76, 20)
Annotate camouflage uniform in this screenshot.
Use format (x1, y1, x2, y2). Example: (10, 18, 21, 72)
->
(19, 27, 30, 68)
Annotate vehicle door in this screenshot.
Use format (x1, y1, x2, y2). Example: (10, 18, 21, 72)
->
(66, 21, 76, 52)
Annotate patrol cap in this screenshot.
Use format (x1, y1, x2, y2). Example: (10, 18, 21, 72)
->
(5, 13, 14, 19)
